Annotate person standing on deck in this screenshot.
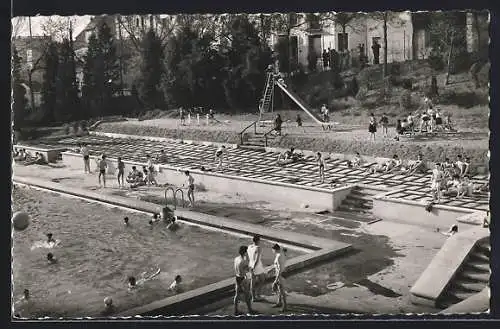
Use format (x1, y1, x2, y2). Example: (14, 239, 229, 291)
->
(179, 107, 186, 126)
(368, 113, 377, 141)
(316, 152, 326, 183)
(248, 235, 266, 302)
(81, 144, 91, 173)
(183, 171, 195, 207)
(98, 154, 108, 188)
(215, 145, 226, 170)
(271, 244, 287, 312)
(117, 157, 125, 188)
(233, 246, 254, 315)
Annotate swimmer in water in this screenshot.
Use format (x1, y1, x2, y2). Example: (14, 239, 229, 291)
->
(152, 213, 161, 223)
(47, 253, 57, 264)
(123, 217, 129, 226)
(169, 275, 183, 293)
(15, 289, 30, 304)
(46, 233, 55, 244)
(128, 267, 161, 290)
(167, 216, 179, 231)
(101, 296, 115, 316)
(162, 206, 175, 223)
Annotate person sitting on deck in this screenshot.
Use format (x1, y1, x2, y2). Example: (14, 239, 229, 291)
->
(458, 176, 474, 198)
(435, 108, 444, 130)
(443, 174, 461, 197)
(14, 149, 27, 161)
(347, 152, 363, 168)
(474, 181, 489, 193)
(126, 166, 145, 188)
(403, 154, 427, 175)
(440, 224, 458, 237)
(419, 110, 431, 133)
(441, 158, 455, 177)
(157, 150, 169, 164)
(462, 157, 471, 177)
(24, 152, 47, 166)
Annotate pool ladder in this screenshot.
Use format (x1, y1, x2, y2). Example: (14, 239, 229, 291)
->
(164, 187, 187, 209)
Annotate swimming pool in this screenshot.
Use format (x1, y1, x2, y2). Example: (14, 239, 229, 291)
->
(12, 186, 300, 318)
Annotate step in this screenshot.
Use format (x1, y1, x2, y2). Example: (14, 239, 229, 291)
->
(453, 279, 487, 293)
(446, 290, 475, 302)
(341, 199, 373, 209)
(345, 195, 373, 204)
(239, 145, 266, 151)
(336, 206, 372, 213)
(476, 243, 491, 254)
(466, 261, 490, 273)
(352, 188, 382, 197)
(469, 251, 489, 262)
(349, 191, 375, 200)
(460, 270, 490, 283)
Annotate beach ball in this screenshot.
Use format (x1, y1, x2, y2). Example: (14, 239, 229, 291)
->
(12, 212, 31, 231)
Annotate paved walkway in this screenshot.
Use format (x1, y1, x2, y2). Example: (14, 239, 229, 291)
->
(25, 134, 489, 212)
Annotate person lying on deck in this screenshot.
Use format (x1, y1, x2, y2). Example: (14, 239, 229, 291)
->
(276, 147, 303, 166)
(368, 155, 401, 173)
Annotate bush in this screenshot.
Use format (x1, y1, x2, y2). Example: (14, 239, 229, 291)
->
(390, 62, 402, 76)
(438, 89, 489, 108)
(399, 89, 417, 112)
(355, 86, 368, 101)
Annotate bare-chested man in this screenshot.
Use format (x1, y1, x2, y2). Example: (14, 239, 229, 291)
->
(271, 244, 287, 312)
(234, 246, 254, 315)
(247, 235, 266, 302)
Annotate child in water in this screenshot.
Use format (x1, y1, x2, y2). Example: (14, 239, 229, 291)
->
(47, 253, 57, 264)
(123, 217, 129, 226)
(46, 233, 56, 244)
(169, 275, 183, 293)
(167, 216, 180, 231)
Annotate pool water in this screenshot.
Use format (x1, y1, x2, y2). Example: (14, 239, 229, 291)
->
(12, 186, 300, 317)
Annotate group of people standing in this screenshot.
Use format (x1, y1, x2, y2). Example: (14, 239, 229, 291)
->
(234, 235, 288, 315)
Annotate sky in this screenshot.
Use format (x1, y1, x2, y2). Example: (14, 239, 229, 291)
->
(11, 15, 92, 38)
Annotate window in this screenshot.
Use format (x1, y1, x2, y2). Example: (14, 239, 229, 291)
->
(136, 17, 140, 27)
(338, 33, 348, 51)
(289, 13, 298, 26)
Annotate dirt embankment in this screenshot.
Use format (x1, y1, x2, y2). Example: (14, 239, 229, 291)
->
(96, 122, 489, 168)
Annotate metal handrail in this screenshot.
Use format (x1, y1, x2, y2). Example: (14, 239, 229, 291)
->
(174, 188, 187, 208)
(238, 121, 257, 145)
(263, 125, 277, 148)
(164, 186, 177, 210)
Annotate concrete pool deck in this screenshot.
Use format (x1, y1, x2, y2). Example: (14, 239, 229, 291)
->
(13, 175, 352, 316)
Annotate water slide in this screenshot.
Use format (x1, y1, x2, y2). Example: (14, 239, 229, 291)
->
(275, 80, 327, 125)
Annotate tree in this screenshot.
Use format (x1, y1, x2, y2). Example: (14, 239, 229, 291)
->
(41, 41, 59, 122)
(12, 46, 28, 128)
(81, 23, 120, 116)
(82, 33, 102, 116)
(138, 29, 165, 110)
(54, 39, 79, 121)
(428, 12, 466, 84)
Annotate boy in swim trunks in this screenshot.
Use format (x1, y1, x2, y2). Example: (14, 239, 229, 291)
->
(247, 235, 266, 302)
(47, 253, 57, 264)
(98, 155, 108, 187)
(271, 244, 287, 312)
(430, 163, 444, 203)
(316, 152, 326, 183)
(169, 275, 183, 293)
(233, 246, 254, 315)
(117, 157, 125, 188)
(215, 146, 226, 169)
(81, 144, 91, 173)
(184, 171, 195, 207)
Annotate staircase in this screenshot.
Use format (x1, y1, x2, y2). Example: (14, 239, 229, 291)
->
(438, 239, 491, 308)
(240, 132, 277, 151)
(336, 186, 376, 213)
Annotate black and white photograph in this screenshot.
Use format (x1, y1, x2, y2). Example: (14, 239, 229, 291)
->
(11, 9, 491, 319)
